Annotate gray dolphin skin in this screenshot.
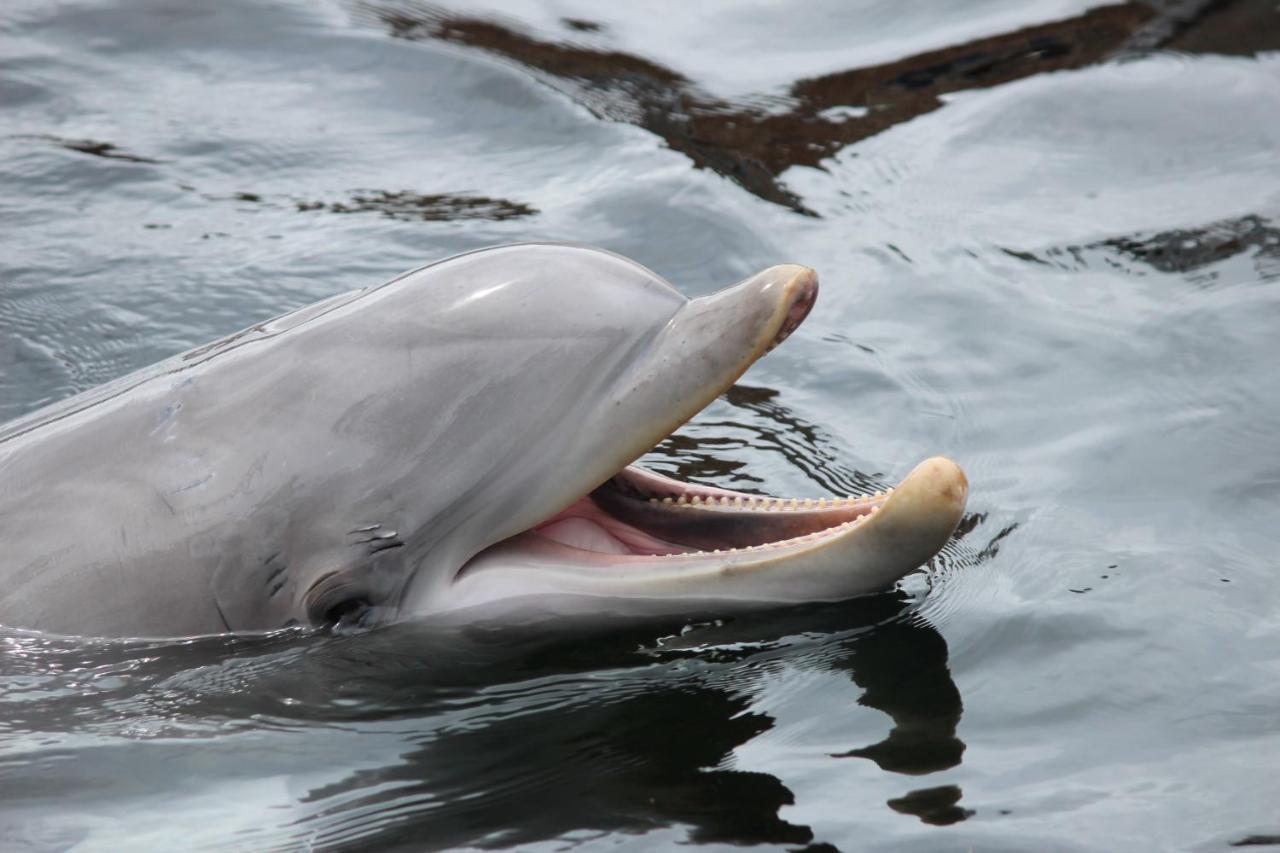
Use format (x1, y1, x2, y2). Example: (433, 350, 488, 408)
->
(0, 243, 968, 638)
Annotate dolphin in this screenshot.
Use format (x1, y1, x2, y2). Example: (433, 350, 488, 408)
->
(0, 243, 967, 638)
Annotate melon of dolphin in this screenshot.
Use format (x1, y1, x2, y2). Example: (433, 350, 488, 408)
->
(0, 244, 967, 638)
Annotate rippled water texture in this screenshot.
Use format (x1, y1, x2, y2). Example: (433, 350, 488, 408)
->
(3, 0, 1280, 849)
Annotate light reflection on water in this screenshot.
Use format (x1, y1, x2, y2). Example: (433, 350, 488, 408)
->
(2, 0, 1279, 849)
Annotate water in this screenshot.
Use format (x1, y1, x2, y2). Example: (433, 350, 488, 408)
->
(2, 0, 1279, 849)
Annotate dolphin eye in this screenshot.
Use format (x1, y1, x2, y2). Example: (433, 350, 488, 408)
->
(305, 572, 374, 629)
(324, 597, 372, 631)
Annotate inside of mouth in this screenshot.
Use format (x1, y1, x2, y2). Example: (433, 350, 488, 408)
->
(528, 465, 889, 561)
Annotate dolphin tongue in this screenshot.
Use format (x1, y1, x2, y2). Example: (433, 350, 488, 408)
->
(536, 517, 634, 555)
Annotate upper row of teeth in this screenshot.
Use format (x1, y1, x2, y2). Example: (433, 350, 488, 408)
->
(654, 505, 882, 557)
(646, 491, 891, 510)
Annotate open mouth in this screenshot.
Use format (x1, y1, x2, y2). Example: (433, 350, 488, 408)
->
(451, 453, 967, 610)
(446, 265, 968, 611)
(538, 466, 897, 560)
(462, 451, 967, 586)
(424, 256, 962, 614)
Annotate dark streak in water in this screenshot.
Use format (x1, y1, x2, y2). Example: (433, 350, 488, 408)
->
(561, 17, 603, 33)
(1006, 214, 1280, 278)
(356, 1, 1251, 214)
(886, 784, 974, 826)
(975, 523, 1020, 561)
(295, 189, 537, 222)
(1155, 0, 1280, 56)
(15, 134, 165, 164)
(1102, 215, 1280, 275)
(650, 383, 890, 500)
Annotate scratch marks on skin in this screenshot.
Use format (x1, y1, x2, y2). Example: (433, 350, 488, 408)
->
(170, 473, 213, 494)
(150, 401, 182, 437)
(348, 523, 405, 555)
(264, 552, 289, 598)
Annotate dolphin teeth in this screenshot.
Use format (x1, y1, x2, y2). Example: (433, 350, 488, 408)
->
(662, 497, 673, 504)
(676, 495, 688, 505)
(802, 498, 813, 508)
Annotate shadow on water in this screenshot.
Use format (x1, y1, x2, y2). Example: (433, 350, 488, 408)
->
(279, 594, 968, 848)
(1, 592, 967, 848)
(293, 190, 537, 222)
(1006, 213, 1280, 282)
(9, 134, 166, 165)
(7, 140, 538, 226)
(355, 0, 1278, 215)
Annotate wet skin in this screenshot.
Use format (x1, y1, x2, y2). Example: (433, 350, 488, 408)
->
(0, 243, 966, 638)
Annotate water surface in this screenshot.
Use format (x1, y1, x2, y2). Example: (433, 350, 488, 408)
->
(2, 0, 1279, 849)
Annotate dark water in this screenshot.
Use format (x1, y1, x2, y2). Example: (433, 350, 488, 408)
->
(3, 0, 1280, 849)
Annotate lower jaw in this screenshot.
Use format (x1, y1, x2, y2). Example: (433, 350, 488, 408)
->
(432, 457, 968, 617)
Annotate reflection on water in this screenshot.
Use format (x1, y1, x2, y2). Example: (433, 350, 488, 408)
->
(3, 0, 1280, 847)
(1010, 213, 1280, 280)
(294, 190, 537, 222)
(14, 134, 165, 165)
(649, 383, 889, 497)
(0, 595, 964, 848)
(359, 0, 1269, 215)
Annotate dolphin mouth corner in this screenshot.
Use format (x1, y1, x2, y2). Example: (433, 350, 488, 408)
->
(439, 264, 967, 616)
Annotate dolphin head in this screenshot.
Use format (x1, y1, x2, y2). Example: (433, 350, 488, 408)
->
(301, 244, 966, 628)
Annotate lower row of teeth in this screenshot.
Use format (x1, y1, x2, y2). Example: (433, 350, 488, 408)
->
(647, 491, 890, 510)
(653, 505, 880, 558)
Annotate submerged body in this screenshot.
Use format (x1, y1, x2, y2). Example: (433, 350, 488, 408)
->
(0, 244, 967, 638)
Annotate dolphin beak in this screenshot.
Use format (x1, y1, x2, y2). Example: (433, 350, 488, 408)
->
(593, 264, 819, 475)
(664, 263, 819, 375)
